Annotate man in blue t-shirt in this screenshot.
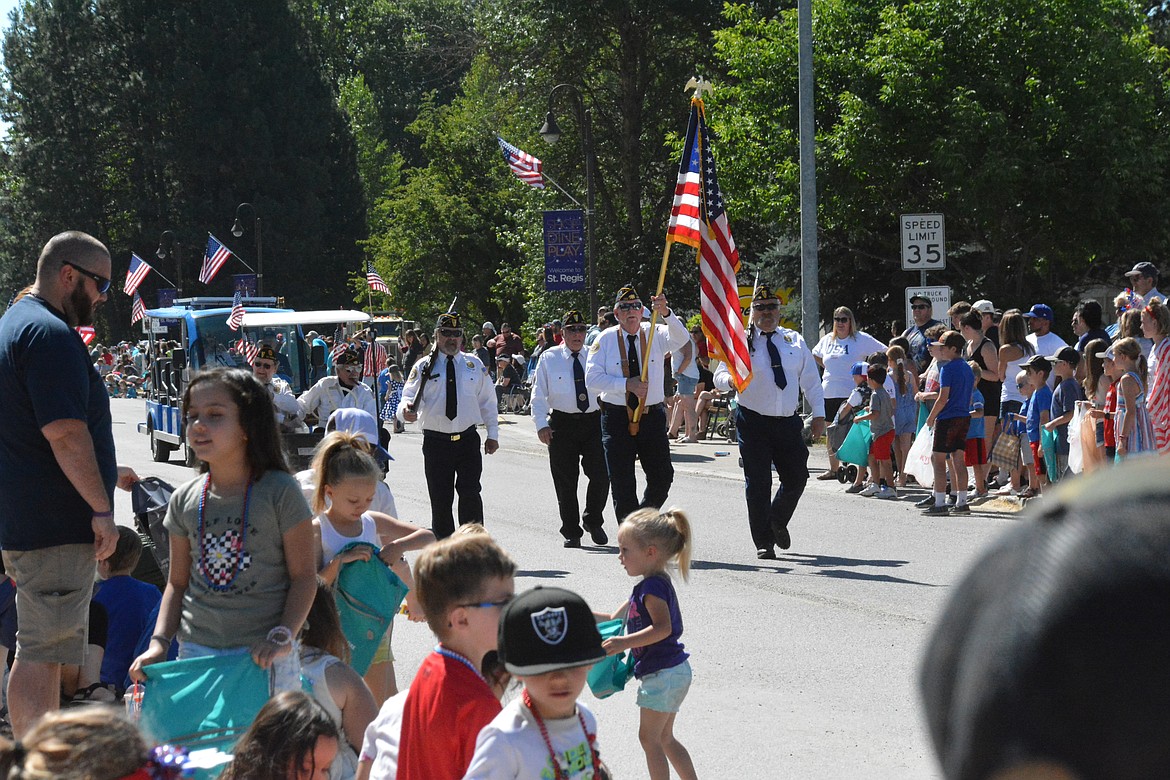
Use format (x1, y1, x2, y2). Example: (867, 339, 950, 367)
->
(925, 331, 975, 516)
(0, 231, 134, 737)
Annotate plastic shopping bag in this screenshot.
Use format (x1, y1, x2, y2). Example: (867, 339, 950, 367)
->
(836, 419, 872, 466)
(905, 425, 936, 487)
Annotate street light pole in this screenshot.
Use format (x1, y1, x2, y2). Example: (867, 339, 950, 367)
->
(540, 84, 599, 316)
(156, 230, 182, 298)
(231, 202, 263, 297)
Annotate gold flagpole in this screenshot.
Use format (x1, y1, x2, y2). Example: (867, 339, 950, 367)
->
(629, 78, 713, 436)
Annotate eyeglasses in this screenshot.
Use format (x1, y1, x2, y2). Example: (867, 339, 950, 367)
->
(253, 362, 276, 370)
(911, 304, 930, 311)
(459, 596, 513, 610)
(63, 261, 111, 294)
(616, 301, 643, 312)
(564, 325, 588, 333)
(752, 303, 780, 312)
(833, 316, 850, 323)
(337, 364, 362, 372)
(437, 328, 464, 338)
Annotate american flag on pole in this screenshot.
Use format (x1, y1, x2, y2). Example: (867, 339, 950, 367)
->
(130, 291, 146, 325)
(236, 337, 259, 365)
(496, 137, 545, 189)
(366, 263, 390, 294)
(199, 234, 234, 285)
(227, 291, 245, 330)
(666, 100, 752, 392)
(76, 326, 96, 346)
(124, 253, 152, 296)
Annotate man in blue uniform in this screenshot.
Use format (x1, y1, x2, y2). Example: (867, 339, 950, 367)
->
(714, 284, 826, 559)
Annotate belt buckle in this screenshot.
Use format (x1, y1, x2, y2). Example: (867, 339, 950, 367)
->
(451, 433, 461, 441)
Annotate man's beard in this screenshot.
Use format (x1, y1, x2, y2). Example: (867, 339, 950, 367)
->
(65, 281, 95, 327)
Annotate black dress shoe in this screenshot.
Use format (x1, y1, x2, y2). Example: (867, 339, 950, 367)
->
(563, 538, 582, 548)
(773, 524, 792, 550)
(756, 547, 777, 560)
(587, 526, 609, 546)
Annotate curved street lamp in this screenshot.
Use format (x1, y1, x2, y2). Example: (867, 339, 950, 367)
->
(156, 230, 182, 298)
(231, 202, 263, 297)
(539, 83, 598, 316)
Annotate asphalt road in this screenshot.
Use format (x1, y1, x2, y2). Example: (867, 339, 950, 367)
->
(108, 398, 1021, 778)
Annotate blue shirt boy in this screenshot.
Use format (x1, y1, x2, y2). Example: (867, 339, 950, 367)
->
(1026, 384, 1053, 443)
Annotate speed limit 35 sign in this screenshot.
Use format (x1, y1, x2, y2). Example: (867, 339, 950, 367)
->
(900, 213, 945, 271)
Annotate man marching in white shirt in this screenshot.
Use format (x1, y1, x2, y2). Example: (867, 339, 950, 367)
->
(530, 309, 610, 548)
(715, 284, 826, 559)
(398, 312, 498, 539)
(585, 284, 687, 523)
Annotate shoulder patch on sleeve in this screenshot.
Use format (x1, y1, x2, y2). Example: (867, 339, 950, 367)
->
(408, 365, 418, 382)
(590, 338, 602, 354)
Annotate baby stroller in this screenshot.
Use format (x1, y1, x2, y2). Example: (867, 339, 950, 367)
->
(130, 477, 174, 590)
(824, 405, 860, 484)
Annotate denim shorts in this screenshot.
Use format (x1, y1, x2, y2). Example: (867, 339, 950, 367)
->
(675, 374, 699, 397)
(637, 659, 692, 713)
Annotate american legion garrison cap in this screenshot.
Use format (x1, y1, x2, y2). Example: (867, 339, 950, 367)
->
(615, 284, 640, 304)
(752, 284, 779, 302)
(436, 311, 462, 330)
(562, 309, 586, 326)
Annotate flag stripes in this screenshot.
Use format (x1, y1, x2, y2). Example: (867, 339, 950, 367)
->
(200, 234, 234, 285)
(124, 253, 152, 296)
(367, 263, 390, 294)
(497, 136, 545, 189)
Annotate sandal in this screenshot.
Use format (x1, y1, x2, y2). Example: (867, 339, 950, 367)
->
(816, 471, 838, 481)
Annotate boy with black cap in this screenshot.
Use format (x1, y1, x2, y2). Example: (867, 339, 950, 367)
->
(464, 586, 606, 780)
(1020, 354, 1054, 491)
(1043, 346, 1085, 479)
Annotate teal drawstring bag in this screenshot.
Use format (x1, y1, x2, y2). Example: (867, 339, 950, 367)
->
(1040, 427, 1060, 482)
(139, 653, 271, 775)
(335, 542, 409, 675)
(587, 618, 633, 699)
(836, 419, 872, 466)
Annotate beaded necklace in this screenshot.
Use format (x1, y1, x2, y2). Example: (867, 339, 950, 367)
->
(197, 474, 252, 592)
(522, 687, 602, 780)
(434, 645, 488, 684)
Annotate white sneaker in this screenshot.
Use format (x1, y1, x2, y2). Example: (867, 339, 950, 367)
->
(858, 483, 880, 497)
(876, 486, 898, 500)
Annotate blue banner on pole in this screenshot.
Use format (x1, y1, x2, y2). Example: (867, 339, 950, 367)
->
(543, 210, 586, 291)
(233, 274, 257, 297)
(156, 288, 178, 327)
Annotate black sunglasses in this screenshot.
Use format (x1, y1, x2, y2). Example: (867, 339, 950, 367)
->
(833, 316, 850, 323)
(616, 301, 643, 312)
(438, 328, 464, 338)
(63, 261, 111, 294)
(752, 303, 781, 312)
(911, 304, 930, 311)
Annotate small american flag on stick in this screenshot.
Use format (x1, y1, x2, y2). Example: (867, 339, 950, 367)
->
(227, 291, 245, 330)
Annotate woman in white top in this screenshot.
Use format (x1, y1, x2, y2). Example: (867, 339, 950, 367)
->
(301, 579, 379, 780)
(812, 306, 887, 479)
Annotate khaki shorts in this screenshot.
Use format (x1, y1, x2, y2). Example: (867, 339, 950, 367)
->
(2, 544, 95, 664)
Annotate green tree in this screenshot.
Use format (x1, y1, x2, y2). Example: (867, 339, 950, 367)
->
(1, 0, 367, 340)
(714, 0, 1170, 331)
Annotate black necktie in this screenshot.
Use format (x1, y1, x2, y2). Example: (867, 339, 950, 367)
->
(445, 355, 457, 420)
(764, 332, 788, 390)
(626, 334, 641, 411)
(572, 351, 588, 412)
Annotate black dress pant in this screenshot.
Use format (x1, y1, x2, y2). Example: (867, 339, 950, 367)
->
(736, 406, 809, 551)
(600, 402, 673, 523)
(422, 427, 483, 539)
(547, 410, 610, 540)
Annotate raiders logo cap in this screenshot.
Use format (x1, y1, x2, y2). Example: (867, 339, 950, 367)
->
(498, 586, 605, 676)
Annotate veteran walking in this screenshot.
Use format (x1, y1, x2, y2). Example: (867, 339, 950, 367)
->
(531, 309, 610, 547)
(398, 312, 498, 539)
(715, 284, 826, 559)
(585, 284, 688, 522)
